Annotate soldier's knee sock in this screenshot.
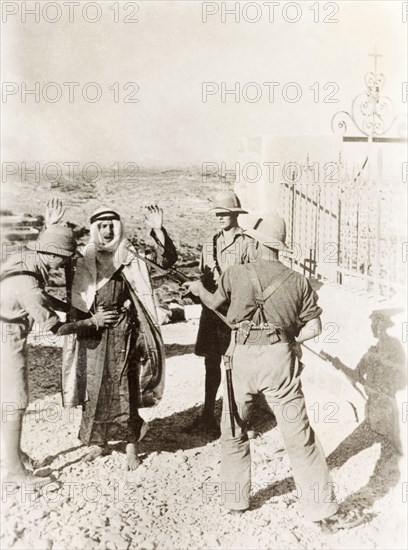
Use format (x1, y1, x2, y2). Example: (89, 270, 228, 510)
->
(203, 356, 222, 417)
(1, 408, 26, 475)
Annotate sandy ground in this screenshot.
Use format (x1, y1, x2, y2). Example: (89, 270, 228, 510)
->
(1, 320, 406, 550)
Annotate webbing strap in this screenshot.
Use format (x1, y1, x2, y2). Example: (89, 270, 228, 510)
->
(261, 270, 295, 303)
(212, 233, 222, 276)
(0, 270, 42, 285)
(0, 270, 43, 324)
(246, 264, 295, 323)
(246, 263, 267, 322)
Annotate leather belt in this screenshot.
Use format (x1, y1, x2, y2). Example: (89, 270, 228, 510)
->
(235, 321, 294, 346)
(0, 315, 28, 324)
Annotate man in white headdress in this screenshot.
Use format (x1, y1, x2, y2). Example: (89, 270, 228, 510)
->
(62, 205, 177, 469)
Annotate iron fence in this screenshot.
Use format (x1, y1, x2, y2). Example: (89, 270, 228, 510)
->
(280, 153, 406, 299)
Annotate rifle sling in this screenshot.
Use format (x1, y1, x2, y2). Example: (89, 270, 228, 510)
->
(213, 233, 222, 276)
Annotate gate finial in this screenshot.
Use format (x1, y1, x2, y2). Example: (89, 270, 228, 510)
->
(331, 50, 405, 138)
(368, 46, 382, 73)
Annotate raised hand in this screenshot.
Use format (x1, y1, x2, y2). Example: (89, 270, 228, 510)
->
(144, 204, 163, 231)
(45, 198, 66, 227)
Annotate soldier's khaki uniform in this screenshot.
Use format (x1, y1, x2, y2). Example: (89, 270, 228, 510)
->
(195, 228, 256, 357)
(1, 252, 60, 408)
(214, 259, 338, 522)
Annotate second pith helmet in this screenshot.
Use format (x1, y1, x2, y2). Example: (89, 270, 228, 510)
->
(209, 191, 248, 214)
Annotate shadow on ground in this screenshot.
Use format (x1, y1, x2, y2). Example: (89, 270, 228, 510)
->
(26, 390, 277, 471)
(327, 421, 401, 512)
(250, 420, 401, 519)
(29, 326, 401, 523)
(28, 345, 63, 402)
(251, 302, 405, 518)
(27, 342, 277, 458)
(164, 343, 196, 358)
(139, 393, 277, 455)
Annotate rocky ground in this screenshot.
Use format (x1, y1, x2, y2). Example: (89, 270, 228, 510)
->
(1, 319, 406, 550)
(1, 170, 407, 549)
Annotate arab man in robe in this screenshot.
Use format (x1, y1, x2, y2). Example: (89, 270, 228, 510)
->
(62, 205, 177, 469)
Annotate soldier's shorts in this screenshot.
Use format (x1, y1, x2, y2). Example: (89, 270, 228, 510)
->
(195, 305, 231, 358)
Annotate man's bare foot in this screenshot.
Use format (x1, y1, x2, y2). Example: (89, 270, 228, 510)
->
(82, 445, 105, 463)
(126, 443, 141, 471)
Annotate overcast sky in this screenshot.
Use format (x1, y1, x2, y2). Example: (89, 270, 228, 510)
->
(2, 0, 406, 167)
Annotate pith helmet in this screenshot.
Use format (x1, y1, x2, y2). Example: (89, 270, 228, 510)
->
(27, 225, 77, 257)
(246, 212, 291, 252)
(209, 191, 248, 214)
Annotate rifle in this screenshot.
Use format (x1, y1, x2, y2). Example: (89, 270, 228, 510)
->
(64, 259, 75, 321)
(130, 249, 238, 436)
(129, 250, 233, 328)
(223, 351, 237, 437)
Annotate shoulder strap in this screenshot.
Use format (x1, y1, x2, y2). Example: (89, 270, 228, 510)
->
(246, 264, 295, 323)
(213, 233, 222, 276)
(246, 264, 267, 322)
(261, 270, 295, 303)
(0, 269, 43, 285)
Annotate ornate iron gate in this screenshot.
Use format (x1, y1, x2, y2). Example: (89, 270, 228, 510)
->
(280, 51, 406, 299)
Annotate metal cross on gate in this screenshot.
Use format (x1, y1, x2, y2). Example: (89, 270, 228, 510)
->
(368, 46, 382, 74)
(331, 48, 406, 142)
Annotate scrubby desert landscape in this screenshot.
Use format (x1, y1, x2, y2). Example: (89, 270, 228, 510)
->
(1, 169, 406, 550)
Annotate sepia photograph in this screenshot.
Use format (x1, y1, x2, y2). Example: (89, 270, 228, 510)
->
(1, 1, 407, 549)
